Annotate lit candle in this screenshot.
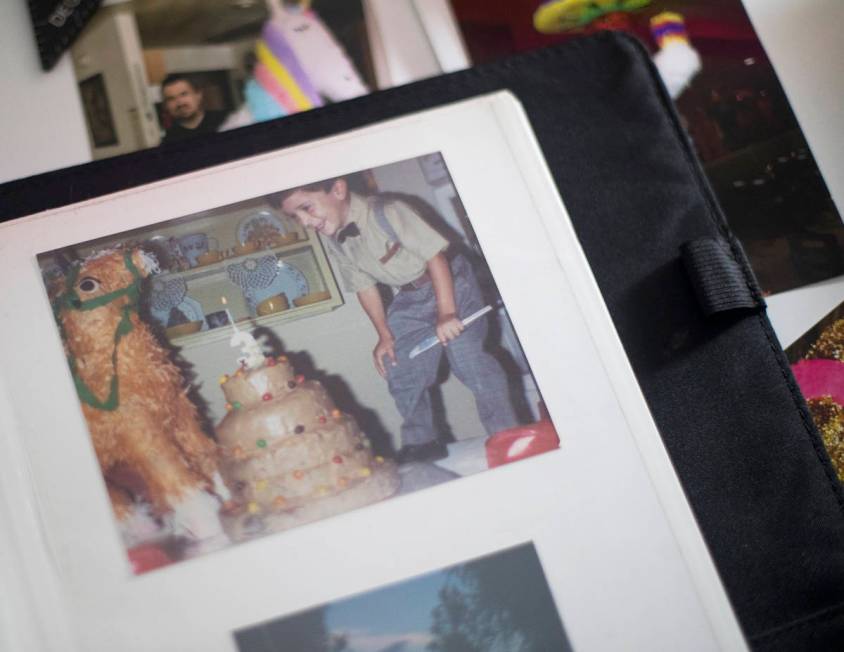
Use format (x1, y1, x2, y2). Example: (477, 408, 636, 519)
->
(222, 296, 264, 369)
(221, 296, 239, 333)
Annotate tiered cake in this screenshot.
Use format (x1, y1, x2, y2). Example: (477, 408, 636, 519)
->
(216, 354, 399, 540)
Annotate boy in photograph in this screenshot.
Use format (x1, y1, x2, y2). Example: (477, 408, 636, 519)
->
(274, 178, 519, 464)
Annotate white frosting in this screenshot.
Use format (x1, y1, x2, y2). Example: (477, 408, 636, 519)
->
(248, 370, 270, 396)
(230, 330, 265, 370)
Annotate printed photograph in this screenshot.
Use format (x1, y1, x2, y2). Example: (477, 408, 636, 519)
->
(234, 542, 572, 652)
(451, 0, 844, 295)
(786, 300, 844, 484)
(70, 0, 376, 158)
(37, 153, 560, 573)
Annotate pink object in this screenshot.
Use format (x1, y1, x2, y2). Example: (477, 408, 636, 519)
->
(486, 419, 560, 468)
(128, 543, 173, 574)
(254, 62, 299, 114)
(791, 359, 844, 405)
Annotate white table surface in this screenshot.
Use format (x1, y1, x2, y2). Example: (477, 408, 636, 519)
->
(0, 0, 841, 344)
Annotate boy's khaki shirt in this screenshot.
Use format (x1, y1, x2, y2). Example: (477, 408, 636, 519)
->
(326, 193, 448, 293)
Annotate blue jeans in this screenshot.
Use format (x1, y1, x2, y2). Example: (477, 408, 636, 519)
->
(384, 255, 519, 446)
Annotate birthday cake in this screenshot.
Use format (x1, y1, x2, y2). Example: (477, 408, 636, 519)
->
(215, 354, 399, 540)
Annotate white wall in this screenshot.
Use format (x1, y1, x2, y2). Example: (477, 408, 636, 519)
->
(0, 2, 90, 183)
(71, 5, 161, 159)
(155, 43, 247, 75)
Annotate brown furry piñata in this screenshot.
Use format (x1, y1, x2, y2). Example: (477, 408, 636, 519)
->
(52, 247, 229, 551)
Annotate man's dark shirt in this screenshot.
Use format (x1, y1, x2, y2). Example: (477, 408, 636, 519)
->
(160, 110, 228, 146)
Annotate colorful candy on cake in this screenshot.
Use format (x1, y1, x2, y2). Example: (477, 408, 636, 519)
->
(215, 328, 399, 541)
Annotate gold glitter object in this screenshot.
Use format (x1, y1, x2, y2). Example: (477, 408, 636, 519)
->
(255, 479, 268, 491)
(807, 396, 844, 483)
(375, 455, 384, 464)
(359, 467, 371, 478)
(807, 319, 844, 362)
(247, 501, 260, 514)
(219, 374, 229, 385)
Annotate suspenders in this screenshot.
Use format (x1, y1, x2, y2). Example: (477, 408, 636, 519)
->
(371, 197, 400, 244)
(371, 197, 403, 264)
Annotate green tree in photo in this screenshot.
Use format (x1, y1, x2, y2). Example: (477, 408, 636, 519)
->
(427, 545, 570, 652)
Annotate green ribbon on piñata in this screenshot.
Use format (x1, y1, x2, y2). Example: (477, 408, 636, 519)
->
(52, 250, 143, 412)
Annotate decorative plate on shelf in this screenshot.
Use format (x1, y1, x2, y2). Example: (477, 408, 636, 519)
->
(227, 255, 309, 316)
(149, 277, 187, 313)
(226, 255, 279, 291)
(150, 295, 208, 331)
(248, 262, 309, 315)
(237, 210, 288, 247)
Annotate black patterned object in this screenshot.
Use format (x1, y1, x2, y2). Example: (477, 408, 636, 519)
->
(28, 0, 102, 71)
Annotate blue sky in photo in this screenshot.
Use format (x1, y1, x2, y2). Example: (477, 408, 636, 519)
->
(325, 569, 454, 652)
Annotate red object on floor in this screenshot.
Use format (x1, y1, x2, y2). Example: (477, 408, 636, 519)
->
(128, 543, 173, 574)
(486, 418, 560, 468)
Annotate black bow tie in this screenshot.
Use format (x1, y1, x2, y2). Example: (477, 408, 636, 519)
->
(336, 222, 360, 244)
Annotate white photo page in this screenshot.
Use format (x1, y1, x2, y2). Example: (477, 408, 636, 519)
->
(0, 92, 746, 651)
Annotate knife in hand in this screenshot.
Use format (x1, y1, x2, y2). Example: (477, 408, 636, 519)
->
(408, 304, 496, 359)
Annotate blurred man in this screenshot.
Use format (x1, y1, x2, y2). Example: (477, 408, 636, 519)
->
(160, 74, 227, 146)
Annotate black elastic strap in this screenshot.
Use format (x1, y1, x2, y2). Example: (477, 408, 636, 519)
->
(681, 236, 765, 316)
